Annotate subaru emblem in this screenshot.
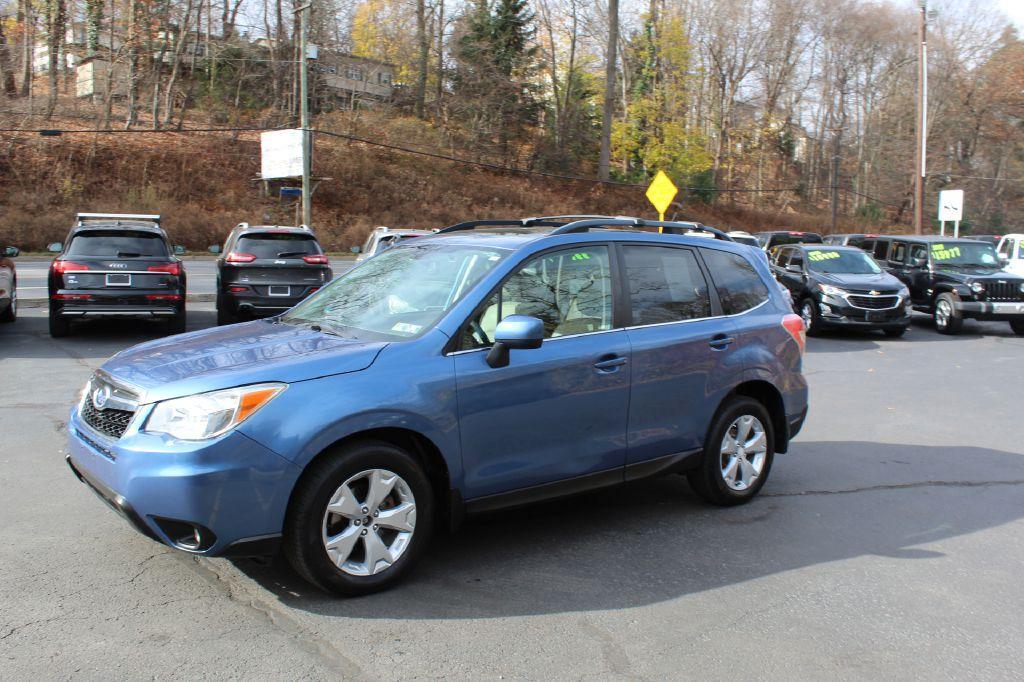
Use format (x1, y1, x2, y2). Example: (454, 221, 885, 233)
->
(92, 384, 112, 410)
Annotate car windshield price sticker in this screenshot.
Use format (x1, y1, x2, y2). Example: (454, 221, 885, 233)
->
(931, 244, 961, 261)
(808, 250, 841, 262)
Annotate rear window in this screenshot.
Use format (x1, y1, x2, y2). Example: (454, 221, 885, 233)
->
(701, 249, 771, 315)
(236, 233, 321, 259)
(768, 233, 823, 247)
(66, 231, 168, 258)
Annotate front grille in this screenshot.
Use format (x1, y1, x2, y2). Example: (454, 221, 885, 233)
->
(81, 399, 134, 439)
(847, 294, 900, 309)
(985, 281, 1024, 302)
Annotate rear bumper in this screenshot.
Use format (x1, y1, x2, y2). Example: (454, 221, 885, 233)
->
(223, 292, 310, 317)
(53, 289, 184, 317)
(67, 406, 299, 556)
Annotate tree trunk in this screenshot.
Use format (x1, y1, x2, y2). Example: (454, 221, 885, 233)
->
(44, 0, 66, 119)
(414, 0, 428, 118)
(598, 0, 619, 181)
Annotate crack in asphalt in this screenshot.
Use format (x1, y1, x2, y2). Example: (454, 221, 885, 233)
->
(182, 555, 368, 679)
(764, 478, 1024, 497)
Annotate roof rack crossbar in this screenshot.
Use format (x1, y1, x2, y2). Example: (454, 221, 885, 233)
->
(437, 219, 567, 234)
(76, 212, 161, 225)
(550, 218, 733, 241)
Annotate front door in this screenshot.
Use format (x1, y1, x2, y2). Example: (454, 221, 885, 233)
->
(452, 244, 630, 500)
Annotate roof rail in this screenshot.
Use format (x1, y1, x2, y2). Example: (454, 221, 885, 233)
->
(436, 215, 618, 234)
(550, 217, 733, 241)
(76, 212, 161, 226)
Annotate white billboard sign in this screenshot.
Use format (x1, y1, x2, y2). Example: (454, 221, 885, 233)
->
(261, 129, 305, 180)
(938, 189, 963, 222)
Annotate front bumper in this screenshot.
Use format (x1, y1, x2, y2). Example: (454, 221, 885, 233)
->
(817, 296, 910, 330)
(954, 300, 1024, 321)
(66, 406, 300, 556)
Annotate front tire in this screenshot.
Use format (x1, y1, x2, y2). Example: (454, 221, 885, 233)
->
(800, 298, 822, 337)
(933, 293, 963, 335)
(284, 440, 434, 596)
(688, 396, 775, 506)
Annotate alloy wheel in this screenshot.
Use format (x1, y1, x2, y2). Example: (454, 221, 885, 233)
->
(321, 468, 417, 577)
(935, 299, 951, 328)
(720, 415, 768, 491)
(801, 301, 814, 332)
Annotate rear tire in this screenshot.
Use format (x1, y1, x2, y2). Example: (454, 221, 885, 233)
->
(0, 288, 15, 323)
(688, 396, 775, 506)
(800, 298, 822, 337)
(284, 440, 434, 596)
(167, 308, 187, 335)
(933, 293, 963, 335)
(1011, 320, 1024, 336)
(48, 305, 70, 337)
(216, 296, 236, 326)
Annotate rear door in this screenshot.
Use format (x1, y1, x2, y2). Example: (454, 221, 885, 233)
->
(620, 244, 740, 466)
(223, 232, 329, 298)
(55, 230, 180, 295)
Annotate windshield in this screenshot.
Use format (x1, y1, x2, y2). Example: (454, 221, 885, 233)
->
(806, 249, 881, 274)
(929, 242, 1000, 267)
(236, 234, 320, 258)
(281, 243, 508, 340)
(67, 231, 168, 258)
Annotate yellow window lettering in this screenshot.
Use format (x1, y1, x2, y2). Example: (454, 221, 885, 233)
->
(808, 251, 840, 262)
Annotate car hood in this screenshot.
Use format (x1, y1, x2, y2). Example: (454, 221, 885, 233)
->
(100, 321, 387, 404)
(816, 271, 901, 291)
(932, 265, 1022, 281)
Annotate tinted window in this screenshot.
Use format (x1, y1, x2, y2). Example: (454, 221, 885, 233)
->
(236, 233, 320, 258)
(788, 251, 804, 268)
(847, 236, 869, 249)
(872, 240, 890, 259)
(624, 246, 710, 325)
(768, 233, 823, 248)
(66, 231, 168, 258)
(890, 241, 907, 263)
(460, 245, 613, 349)
(774, 249, 790, 267)
(702, 249, 771, 315)
(909, 244, 927, 264)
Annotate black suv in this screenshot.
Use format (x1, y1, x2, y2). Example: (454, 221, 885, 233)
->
(47, 214, 186, 337)
(771, 244, 911, 337)
(213, 224, 332, 324)
(861, 235, 1024, 335)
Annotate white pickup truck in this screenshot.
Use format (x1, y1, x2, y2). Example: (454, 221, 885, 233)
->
(997, 234, 1024, 277)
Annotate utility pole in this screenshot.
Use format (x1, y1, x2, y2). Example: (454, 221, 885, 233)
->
(295, 2, 312, 227)
(914, 1, 928, 235)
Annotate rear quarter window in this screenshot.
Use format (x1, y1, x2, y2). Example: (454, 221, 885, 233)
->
(701, 249, 771, 315)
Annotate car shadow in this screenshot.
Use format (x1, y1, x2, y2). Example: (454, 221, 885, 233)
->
(228, 441, 1024, 619)
(0, 308, 219, 359)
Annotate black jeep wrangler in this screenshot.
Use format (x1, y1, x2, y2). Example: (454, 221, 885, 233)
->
(861, 235, 1024, 335)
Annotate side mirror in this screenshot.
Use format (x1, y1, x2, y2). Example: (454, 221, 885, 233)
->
(3, 246, 19, 258)
(486, 315, 544, 368)
(786, 264, 802, 274)
(910, 256, 927, 267)
(350, 246, 362, 254)
(173, 245, 186, 255)
(47, 242, 63, 253)
(208, 245, 222, 254)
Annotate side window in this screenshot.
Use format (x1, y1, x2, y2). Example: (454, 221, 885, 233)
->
(459, 245, 613, 350)
(890, 241, 908, 264)
(872, 240, 890, 260)
(774, 248, 789, 267)
(623, 245, 711, 325)
(788, 250, 804, 269)
(998, 239, 1012, 257)
(702, 249, 771, 315)
(909, 244, 927, 264)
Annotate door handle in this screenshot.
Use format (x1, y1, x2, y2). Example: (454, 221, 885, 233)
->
(709, 334, 735, 350)
(593, 355, 628, 372)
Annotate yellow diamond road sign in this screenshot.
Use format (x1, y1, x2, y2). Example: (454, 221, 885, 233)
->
(645, 171, 678, 219)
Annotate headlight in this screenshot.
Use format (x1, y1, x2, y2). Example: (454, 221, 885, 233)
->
(970, 282, 985, 294)
(819, 284, 846, 297)
(1019, 282, 1024, 294)
(144, 383, 286, 441)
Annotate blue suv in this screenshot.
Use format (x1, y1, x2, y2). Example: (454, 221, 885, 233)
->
(66, 217, 809, 596)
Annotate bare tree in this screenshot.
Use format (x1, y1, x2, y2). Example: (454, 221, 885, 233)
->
(598, 0, 618, 181)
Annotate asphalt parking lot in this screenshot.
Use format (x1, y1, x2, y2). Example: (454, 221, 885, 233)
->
(2, 306, 1023, 679)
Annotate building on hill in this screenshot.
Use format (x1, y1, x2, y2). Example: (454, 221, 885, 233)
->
(312, 51, 394, 108)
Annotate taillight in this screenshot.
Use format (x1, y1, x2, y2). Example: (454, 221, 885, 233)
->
(52, 260, 88, 274)
(145, 294, 183, 301)
(228, 285, 248, 293)
(302, 254, 328, 265)
(148, 262, 182, 276)
(781, 314, 806, 355)
(225, 252, 256, 263)
(308, 287, 319, 294)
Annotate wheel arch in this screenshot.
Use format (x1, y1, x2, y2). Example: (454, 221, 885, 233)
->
(286, 427, 457, 532)
(726, 380, 790, 454)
